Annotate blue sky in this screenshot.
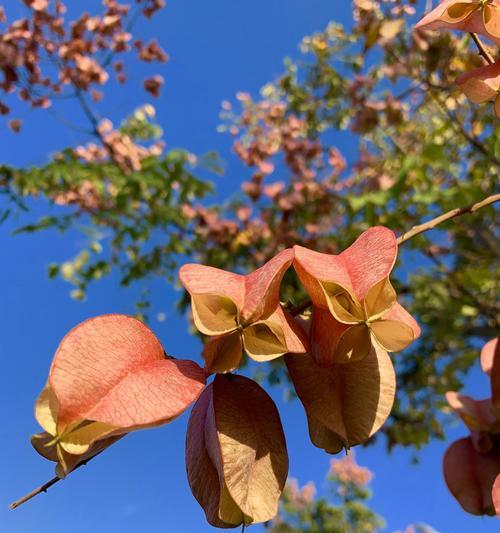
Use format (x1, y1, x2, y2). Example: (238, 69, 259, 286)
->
(0, 1, 497, 532)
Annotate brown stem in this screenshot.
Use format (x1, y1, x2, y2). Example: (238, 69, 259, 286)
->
(9, 477, 60, 510)
(396, 193, 500, 245)
(470, 32, 495, 65)
(9, 450, 102, 510)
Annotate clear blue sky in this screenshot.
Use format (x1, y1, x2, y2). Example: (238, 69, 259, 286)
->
(0, 1, 496, 532)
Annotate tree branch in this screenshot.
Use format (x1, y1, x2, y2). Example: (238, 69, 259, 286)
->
(9, 451, 102, 510)
(470, 33, 495, 65)
(74, 89, 101, 137)
(9, 476, 60, 510)
(396, 193, 500, 245)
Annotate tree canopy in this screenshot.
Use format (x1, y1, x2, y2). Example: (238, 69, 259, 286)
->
(3, 0, 499, 528)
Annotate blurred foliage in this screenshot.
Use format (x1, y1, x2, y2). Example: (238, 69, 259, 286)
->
(1, 0, 499, 452)
(266, 453, 438, 533)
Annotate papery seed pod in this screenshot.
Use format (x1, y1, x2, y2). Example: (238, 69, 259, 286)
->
(186, 374, 288, 528)
(444, 437, 500, 516)
(481, 337, 499, 376)
(446, 392, 498, 434)
(293, 227, 419, 365)
(32, 314, 206, 473)
(179, 250, 308, 373)
(415, 0, 500, 45)
(457, 62, 500, 119)
(493, 475, 500, 515)
(48, 314, 205, 432)
(286, 343, 396, 450)
(31, 429, 123, 478)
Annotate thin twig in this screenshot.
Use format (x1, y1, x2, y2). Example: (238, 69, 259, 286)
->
(396, 193, 500, 245)
(45, 107, 95, 135)
(73, 87, 120, 163)
(9, 477, 60, 510)
(74, 89, 101, 136)
(9, 451, 102, 510)
(470, 32, 495, 65)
